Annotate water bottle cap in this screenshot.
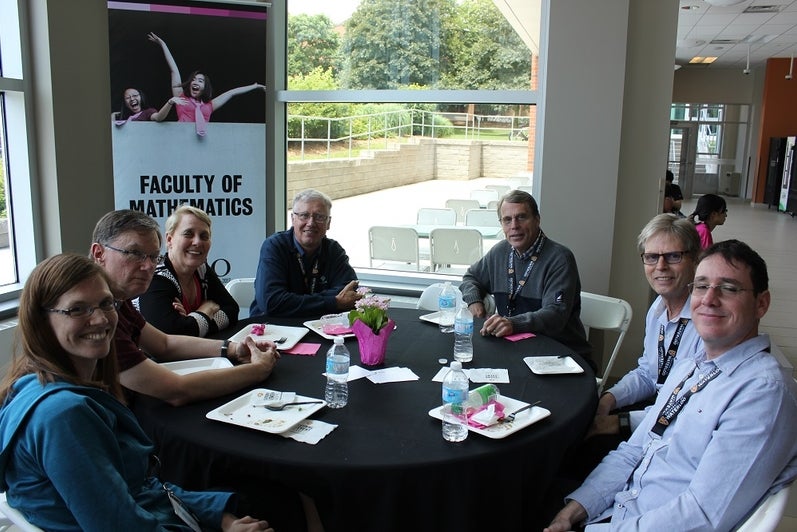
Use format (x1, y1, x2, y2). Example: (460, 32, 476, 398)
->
(451, 361, 462, 370)
(333, 336, 344, 345)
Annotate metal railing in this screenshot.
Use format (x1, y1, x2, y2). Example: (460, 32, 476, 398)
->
(288, 109, 530, 160)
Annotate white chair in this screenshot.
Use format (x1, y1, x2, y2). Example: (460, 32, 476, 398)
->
(579, 291, 633, 394)
(0, 493, 43, 532)
(429, 228, 483, 275)
(416, 207, 457, 226)
(416, 282, 464, 311)
(368, 226, 420, 271)
(485, 184, 511, 197)
(469, 189, 500, 207)
(224, 278, 256, 320)
(445, 199, 481, 224)
(735, 482, 793, 532)
(465, 208, 500, 228)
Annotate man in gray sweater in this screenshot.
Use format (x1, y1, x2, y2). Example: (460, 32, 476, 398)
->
(459, 190, 593, 367)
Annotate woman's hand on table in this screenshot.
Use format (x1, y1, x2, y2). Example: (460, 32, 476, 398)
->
(221, 513, 273, 532)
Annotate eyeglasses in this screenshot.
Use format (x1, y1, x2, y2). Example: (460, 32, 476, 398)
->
(640, 251, 688, 265)
(500, 214, 531, 226)
(103, 244, 164, 265)
(44, 298, 120, 318)
(688, 283, 755, 297)
(293, 212, 330, 224)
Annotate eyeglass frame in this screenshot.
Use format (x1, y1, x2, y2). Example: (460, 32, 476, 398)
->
(499, 213, 534, 226)
(102, 244, 165, 265)
(44, 299, 121, 319)
(687, 282, 755, 297)
(640, 251, 689, 265)
(292, 211, 330, 224)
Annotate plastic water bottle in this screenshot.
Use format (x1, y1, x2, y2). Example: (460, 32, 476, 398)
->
(453, 304, 474, 363)
(438, 282, 457, 333)
(441, 361, 469, 442)
(325, 336, 349, 408)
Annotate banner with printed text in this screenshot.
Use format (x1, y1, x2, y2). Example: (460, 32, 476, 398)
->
(108, 0, 267, 282)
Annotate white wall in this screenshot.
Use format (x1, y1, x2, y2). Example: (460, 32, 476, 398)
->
(536, 0, 679, 377)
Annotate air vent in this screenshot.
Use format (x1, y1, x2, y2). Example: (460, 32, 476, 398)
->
(743, 5, 781, 13)
(710, 39, 741, 45)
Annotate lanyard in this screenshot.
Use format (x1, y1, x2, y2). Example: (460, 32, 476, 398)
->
(657, 317, 690, 384)
(651, 363, 721, 436)
(296, 252, 321, 294)
(505, 231, 546, 316)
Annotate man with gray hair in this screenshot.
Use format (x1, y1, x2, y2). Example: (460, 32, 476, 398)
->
(90, 209, 278, 406)
(251, 189, 362, 317)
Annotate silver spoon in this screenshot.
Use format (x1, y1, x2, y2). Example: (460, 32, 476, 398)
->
(260, 400, 324, 411)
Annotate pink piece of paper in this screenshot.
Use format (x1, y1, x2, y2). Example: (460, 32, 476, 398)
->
(282, 342, 321, 356)
(504, 332, 536, 342)
(322, 325, 353, 335)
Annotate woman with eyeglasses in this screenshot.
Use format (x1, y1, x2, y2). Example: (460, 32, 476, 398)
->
(688, 193, 728, 249)
(0, 254, 271, 531)
(136, 205, 238, 337)
(112, 87, 173, 125)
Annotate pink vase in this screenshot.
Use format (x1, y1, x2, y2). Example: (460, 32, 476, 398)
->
(352, 318, 395, 367)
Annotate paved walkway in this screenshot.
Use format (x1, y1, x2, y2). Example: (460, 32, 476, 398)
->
(328, 174, 532, 268)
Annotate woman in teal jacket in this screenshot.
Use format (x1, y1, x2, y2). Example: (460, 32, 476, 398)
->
(0, 254, 271, 532)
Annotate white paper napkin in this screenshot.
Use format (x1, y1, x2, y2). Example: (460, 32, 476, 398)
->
(432, 367, 510, 383)
(366, 367, 420, 384)
(468, 368, 510, 383)
(280, 419, 337, 444)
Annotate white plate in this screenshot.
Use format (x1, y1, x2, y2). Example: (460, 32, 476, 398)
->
(523, 355, 584, 375)
(304, 315, 355, 340)
(428, 395, 551, 439)
(206, 388, 326, 434)
(228, 323, 309, 350)
(159, 357, 233, 375)
(419, 311, 454, 327)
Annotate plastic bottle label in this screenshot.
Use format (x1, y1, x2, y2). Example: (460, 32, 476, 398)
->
(439, 295, 456, 310)
(442, 386, 468, 404)
(326, 357, 349, 375)
(454, 319, 473, 334)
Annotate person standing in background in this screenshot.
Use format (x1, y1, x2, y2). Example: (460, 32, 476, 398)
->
(688, 193, 727, 249)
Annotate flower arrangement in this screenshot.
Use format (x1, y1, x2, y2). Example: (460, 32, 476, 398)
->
(348, 287, 391, 334)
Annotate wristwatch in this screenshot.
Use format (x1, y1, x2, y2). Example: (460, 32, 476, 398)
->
(617, 411, 632, 439)
(220, 339, 231, 358)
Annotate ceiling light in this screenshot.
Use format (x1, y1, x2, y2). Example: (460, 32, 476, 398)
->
(689, 56, 718, 64)
(704, 0, 747, 6)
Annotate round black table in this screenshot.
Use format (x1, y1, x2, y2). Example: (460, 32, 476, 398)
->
(132, 307, 597, 532)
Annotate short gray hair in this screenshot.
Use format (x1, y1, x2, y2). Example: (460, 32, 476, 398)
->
(91, 210, 162, 249)
(497, 190, 540, 218)
(637, 213, 700, 256)
(292, 189, 332, 211)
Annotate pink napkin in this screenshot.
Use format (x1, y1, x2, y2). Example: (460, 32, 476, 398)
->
(322, 325, 352, 335)
(282, 342, 321, 356)
(466, 400, 506, 428)
(504, 332, 536, 342)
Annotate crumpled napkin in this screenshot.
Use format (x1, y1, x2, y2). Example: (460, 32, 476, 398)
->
(466, 400, 506, 428)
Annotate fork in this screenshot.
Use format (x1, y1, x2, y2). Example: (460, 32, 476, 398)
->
(260, 400, 324, 411)
(497, 401, 541, 423)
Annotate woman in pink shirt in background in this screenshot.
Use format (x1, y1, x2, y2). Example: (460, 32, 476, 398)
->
(148, 32, 265, 135)
(688, 193, 728, 249)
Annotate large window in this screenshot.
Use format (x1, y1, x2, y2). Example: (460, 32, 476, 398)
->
(0, 0, 37, 312)
(282, 0, 537, 277)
